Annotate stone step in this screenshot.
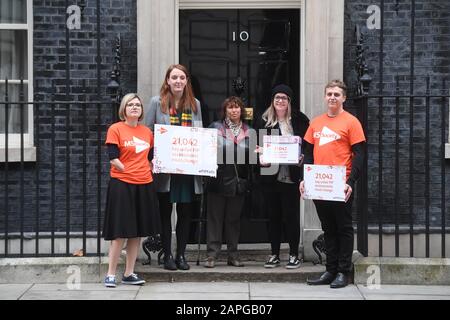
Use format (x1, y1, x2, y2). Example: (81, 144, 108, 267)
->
(134, 261, 326, 283)
(354, 257, 450, 285)
(135, 243, 327, 282)
(139, 243, 316, 264)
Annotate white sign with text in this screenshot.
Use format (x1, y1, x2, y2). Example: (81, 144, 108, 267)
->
(153, 124, 218, 177)
(262, 135, 301, 164)
(303, 164, 346, 202)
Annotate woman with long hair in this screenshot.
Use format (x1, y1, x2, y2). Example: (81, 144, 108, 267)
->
(144, 64, 203, 271)
(258, 84, 309, 269)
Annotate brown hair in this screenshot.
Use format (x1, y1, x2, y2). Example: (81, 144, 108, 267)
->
(325, 79, 347, 96)
(220, 96, 246, 121)
(159, 64, 197, 114)
(118, 93, 144, 121)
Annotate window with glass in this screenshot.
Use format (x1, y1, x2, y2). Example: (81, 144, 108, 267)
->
(0, 0, 33, 151)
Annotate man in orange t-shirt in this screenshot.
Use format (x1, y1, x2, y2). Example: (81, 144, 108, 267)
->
(300, 80, 366, 289)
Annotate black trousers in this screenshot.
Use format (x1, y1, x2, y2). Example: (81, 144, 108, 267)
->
(206, 192, 245, 259)
(157, 192, 194, 257)
(313, 197, 354, 274)
(266, 182, 300, 256)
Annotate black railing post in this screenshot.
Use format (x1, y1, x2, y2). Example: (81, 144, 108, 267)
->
(96, 0, 102, 256)
(425, 76, 431, 258)
(82, 79, 88, 255)
(378, 0, 385, 257)
(19, 79, 25, 255)
(394, 76, 402, 256)
(34, 81, 40, 257)
(4, 78, 9, 256)
(107, 34, 122, 121)
(441, 79, 447, 258)
(51, 81, 56, 254)
(358, 74, 371, 257)
(355, 25, 371, 257)
(65, 0, 72, 256)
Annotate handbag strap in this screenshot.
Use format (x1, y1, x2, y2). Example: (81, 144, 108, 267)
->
(233, 163, 240, 182)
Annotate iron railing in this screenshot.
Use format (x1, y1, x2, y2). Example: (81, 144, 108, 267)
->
(352, 81, 449, 258)
(1, 80, 117, 257)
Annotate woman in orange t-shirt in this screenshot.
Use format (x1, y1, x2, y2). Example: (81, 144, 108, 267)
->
(102, 93, 161, 288)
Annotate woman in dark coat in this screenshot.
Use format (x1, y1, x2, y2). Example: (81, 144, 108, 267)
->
(258, 84, 309, 269)
(204, 96, 253, 268)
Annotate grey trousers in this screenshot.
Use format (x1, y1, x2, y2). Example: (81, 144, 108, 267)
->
(206, 192, 245, 259)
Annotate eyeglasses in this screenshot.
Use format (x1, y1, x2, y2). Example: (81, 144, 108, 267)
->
(274, 95, 289, 102)
(126, 103, 142, 108)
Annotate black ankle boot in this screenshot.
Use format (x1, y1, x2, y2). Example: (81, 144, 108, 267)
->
(306, 271, 336, 285)
(175, 255, 190, 270)
(163, 254, 177, 271)
(330, 272, 349, 288)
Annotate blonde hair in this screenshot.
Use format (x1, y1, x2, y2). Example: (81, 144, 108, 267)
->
(118, 93, 144, 121)
(159, 64, 197, 114)
(261, 100, 292, 128)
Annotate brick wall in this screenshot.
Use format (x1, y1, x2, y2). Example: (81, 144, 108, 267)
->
(344, 0, 450, 227)
(0, 0, 138, 236)
(2, 1, 449, 238)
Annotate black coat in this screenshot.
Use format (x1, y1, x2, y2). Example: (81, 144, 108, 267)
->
(206, 120, 253, 197)
(257, 110, 310, 185)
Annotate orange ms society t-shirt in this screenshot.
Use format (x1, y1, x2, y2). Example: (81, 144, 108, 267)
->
(105, 122, 154, 184)
(304, 111, 366, 179)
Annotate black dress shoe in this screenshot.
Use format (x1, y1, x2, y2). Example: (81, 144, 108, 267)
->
(227, 258, 244, 267)
(163, 254, 177, 271)
(306, 271, 336, 285)
(175, 255, 190, 270)
(330, 272, 348, 288)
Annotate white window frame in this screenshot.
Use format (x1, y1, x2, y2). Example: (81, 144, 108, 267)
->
(0, 0, 35, 161)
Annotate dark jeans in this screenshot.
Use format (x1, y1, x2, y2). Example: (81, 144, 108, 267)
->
(266, 182, 300, 256)
(158, 192, 194, 257)
(206, 192, 245, 260)
(313, 197, 354, 274)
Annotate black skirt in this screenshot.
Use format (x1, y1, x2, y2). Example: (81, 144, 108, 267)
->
(102, 178, 161, 240)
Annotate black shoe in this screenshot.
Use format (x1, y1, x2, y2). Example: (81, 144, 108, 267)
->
(163, 254, 177, 271)
(264, 255, 280, 268)
(306, 271, 336, 285)
(175, 255, 190, 270)
(330, 272, 348, 289)
(286, 255, 302, 269)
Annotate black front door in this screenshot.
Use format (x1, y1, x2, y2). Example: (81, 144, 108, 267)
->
(180, 9, 300, 243)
